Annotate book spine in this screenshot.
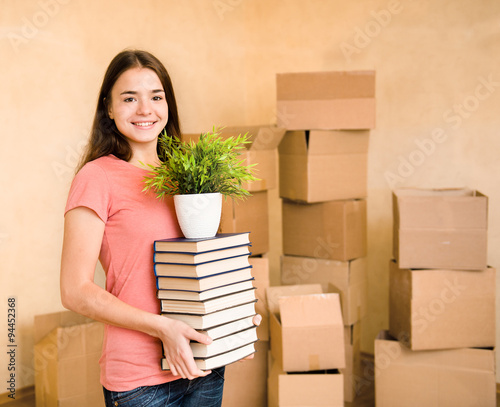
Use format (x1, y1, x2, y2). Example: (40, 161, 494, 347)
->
(153, 253, 250, 266)
(154, 242, 251, 254)
(153, 265, 253, 279)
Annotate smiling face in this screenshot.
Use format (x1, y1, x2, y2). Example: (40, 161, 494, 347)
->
(107, 67, 168, 153)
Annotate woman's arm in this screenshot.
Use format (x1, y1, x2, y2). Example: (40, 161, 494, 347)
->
(60, 206, 212, 380)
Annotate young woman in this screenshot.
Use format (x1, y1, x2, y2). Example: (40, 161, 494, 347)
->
(60, 49, 259, 407)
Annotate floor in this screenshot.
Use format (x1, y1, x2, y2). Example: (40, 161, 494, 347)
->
(348, 357, 375, 407)
(1, 394, 34, 407)
(2, 357, 498, 407)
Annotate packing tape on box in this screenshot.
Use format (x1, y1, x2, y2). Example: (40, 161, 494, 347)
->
(309, 354, 320, 371)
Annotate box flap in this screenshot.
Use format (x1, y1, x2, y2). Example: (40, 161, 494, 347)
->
(393, 188, 488, 229)
(279, 293, 343, 327)
(217, 125, 286, 151)
(281, 256, 366, 325)
(36, 321, 104, 360)
(277, 70, 375, 100)
(266, 284, 322, 316)
(278, 131, 308, 155)
(394, 187, 476, 198)
(279, 130, 370, 157)
(34, 311, 95, 344)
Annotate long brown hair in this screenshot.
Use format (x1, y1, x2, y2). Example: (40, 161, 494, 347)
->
(77, 49, 181, 171)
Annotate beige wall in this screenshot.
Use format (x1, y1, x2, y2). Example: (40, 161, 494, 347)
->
(1, 0, 499, 390)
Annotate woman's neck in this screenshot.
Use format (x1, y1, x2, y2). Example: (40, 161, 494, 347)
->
(128, 147, 161, 169)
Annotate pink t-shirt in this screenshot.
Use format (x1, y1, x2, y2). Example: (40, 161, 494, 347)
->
(65, 155, 182, 391)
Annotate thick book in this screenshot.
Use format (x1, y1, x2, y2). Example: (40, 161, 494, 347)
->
(154, 232, 250, 253)
(197, 315, 256, 341)
(156, 267, 253, 291)
(160, 287, 256, 314)
(153, 244, 251, 265)
(157, 279, 255, 302)
(190, 326, 258, 358)
(161, 342, 256, 371)
(162, 301, 257, 330)
(154, 253, 251, 278)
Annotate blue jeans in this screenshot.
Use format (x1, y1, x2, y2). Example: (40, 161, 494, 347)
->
(103, 367, 225, 407)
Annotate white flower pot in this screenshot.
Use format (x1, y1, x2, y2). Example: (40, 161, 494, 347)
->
(173, 193, 223, 239)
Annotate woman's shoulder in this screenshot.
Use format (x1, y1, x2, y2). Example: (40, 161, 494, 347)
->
(74, 155, 119, 182)
(86, 154, 120, 167)
(79, 155, 123, 173)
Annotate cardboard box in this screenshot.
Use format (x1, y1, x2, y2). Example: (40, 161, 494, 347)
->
(34, 311, 104, 407)
(389, 260, 496, 350)
(220, 190, 269, 255)
(182, 126, 285, 192)
(393, 188, 488, 270)
(268, 352, 344, 407)
(282, 199, 367, 261)
(249, 256, 270, 341)
(279, 130, 369, 202)
(276, 70, 376, 130)
(375, 330, 496, 407)
(220, 126, 285, 191)
(280, 256, 367, 326)
(222, 340, 269, 407)
(267, 284, 345, 372)
(341, 323, 362, 403)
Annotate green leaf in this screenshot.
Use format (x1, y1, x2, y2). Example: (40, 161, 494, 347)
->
(142, 127, 260, 199)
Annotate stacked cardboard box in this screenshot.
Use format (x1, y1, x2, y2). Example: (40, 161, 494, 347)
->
(376, 188, 496, 406)
(34, 311, 105, 407)
(206, 126, 285, 407)
(276, 70, 375, 403)
(266, 284, 345, 407)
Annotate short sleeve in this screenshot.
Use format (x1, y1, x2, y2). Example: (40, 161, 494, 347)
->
(64, 162, 111, 223)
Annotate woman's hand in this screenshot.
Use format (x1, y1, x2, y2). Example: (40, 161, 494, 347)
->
(241, 313, 262, 361)
(252, 313, 262, 329)
(156, 316, 213, 380)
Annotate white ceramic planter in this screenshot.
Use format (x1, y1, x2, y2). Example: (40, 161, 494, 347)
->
(173, 192, 223, 238)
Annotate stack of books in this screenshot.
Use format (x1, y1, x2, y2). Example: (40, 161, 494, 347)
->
(153, 232, 259, 371)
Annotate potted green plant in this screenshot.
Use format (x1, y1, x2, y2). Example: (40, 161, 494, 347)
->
(143, 126, 258, 238)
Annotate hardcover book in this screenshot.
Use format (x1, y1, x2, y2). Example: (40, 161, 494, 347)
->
(153, 244, 251, 265)
(161, 342, 256, 371)
(162, 301, 257, 330)
(156, 267, 253, 291)
(156, 279, 255, 302)
(154, 253, 251, 278)
(160, 287, 257, 315)
(197, 315, 256, 341)
(154, 232, 250, 253)
(190, 326, 258, 358)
